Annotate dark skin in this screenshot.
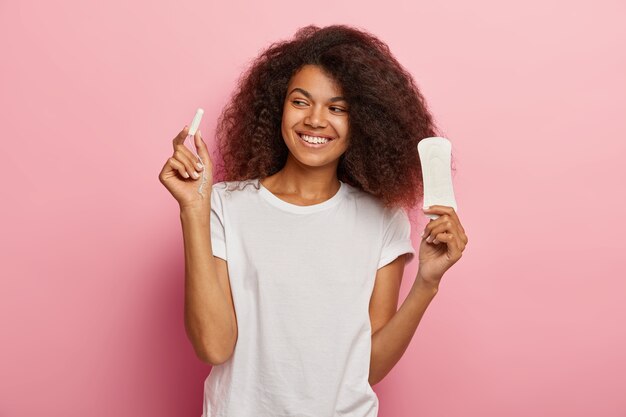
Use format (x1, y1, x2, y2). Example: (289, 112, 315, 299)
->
(159, 64, 470, 379)
(256, 65, 470, 386)
(260, 64, 469, 283)
(368, 205, 468, 384)
(260, 64, 350, 204)
(419, 205, 469, 283)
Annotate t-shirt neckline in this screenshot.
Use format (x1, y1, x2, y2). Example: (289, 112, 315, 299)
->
(257, 178, 346, 213)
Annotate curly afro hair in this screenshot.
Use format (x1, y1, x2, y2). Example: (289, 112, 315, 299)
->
(212, 24, 447, 210)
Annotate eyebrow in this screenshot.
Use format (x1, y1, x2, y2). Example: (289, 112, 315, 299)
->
(288, 87, 346, 103)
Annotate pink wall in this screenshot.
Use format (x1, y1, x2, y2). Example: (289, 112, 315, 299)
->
(1, 0, 625, 416)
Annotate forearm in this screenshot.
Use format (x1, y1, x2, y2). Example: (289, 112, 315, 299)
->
(180, 208, 236, 365)
(368, 273, 439, 385)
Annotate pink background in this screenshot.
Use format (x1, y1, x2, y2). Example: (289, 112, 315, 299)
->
(1, 0, 625, 416)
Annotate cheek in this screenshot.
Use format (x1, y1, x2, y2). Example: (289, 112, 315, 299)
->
(337, 119, 350, 136)
(281, 107, 298, 128)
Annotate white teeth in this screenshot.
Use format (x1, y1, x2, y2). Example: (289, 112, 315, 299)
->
(300, 134, 330, 144)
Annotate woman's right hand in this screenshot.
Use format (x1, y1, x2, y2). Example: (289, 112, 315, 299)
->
(158, 126, 214, 210)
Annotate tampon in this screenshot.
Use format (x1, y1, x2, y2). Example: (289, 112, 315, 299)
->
(189, 108, 204, 137)
(185, 108, 204, 160)
(184, 108, 208, 195)
(418, 137, 458, 220)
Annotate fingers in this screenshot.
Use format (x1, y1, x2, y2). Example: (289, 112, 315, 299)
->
(423, 222, 466, 253)
(167, 156, 192, 179)
(171, 126, 205, 180)
(424, 205, 461, 226)
(423, 205, 468, 244)
(422, 216, 459, 242)
(174, 147, 202, 179)
(194, 129, 212, 169)
(432, 232, 463, 260)
(172, 126, 189, 150)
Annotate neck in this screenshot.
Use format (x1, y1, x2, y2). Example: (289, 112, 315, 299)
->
(266, 154, 341, 199)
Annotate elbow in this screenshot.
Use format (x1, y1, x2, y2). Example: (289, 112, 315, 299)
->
(195, 332, 237, 366)
(368, 368, 378, 386)
(185, 322, 238, 366)
(368, 364, 384, 386)
(196, 344, 234, 366)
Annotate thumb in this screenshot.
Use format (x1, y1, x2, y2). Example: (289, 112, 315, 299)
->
(194, 129, 211, 166)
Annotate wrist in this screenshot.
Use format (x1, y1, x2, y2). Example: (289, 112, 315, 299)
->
(414, 272, 441, 294)
(180, 205, 211, 222)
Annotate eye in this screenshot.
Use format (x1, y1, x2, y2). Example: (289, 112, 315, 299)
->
(292, 99, 307, 106)
(330, 106, 347, 113)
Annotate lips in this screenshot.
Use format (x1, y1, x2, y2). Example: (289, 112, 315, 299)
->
(296, 132, 334, 147)
(296, 131, 334, 140)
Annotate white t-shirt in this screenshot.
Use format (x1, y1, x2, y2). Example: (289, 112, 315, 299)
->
(203, 178, 415, 417)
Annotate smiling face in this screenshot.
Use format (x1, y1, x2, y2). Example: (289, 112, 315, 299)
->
(280, 64, 350, 169)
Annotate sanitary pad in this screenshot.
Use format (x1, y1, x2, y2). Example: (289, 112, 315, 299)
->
(418, 137, 458, 220)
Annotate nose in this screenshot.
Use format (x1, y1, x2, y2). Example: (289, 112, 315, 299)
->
(304, 105, 327, 128)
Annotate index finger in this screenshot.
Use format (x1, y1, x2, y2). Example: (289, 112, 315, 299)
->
(423, 205, 464, 232)
(172, 125, 189, 150)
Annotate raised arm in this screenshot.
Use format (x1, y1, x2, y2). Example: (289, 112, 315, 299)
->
(180, 207, 238, 365)
(159, 125, 239, 366)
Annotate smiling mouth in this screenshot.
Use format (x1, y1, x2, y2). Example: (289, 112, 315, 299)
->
(296, 132, 335, 145)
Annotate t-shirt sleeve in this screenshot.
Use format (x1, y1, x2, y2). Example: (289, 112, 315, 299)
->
(377, 206, 415, 269)
(210, 185, 227, 261)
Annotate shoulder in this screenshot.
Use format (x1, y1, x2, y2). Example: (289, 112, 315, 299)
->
(343, 183, 412, 233)
(211, 179, 262, 209)
(212, 178, 260, 195)
(342, 181, 395, 219)
(343, 182, 381, 207)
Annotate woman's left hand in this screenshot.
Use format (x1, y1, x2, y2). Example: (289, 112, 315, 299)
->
(418, 205, 468, 285)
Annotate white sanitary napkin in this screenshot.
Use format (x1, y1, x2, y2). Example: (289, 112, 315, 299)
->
(418, 137, 458, 220)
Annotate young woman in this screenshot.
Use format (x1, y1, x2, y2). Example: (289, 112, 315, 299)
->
(159, 24, 468, 417)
